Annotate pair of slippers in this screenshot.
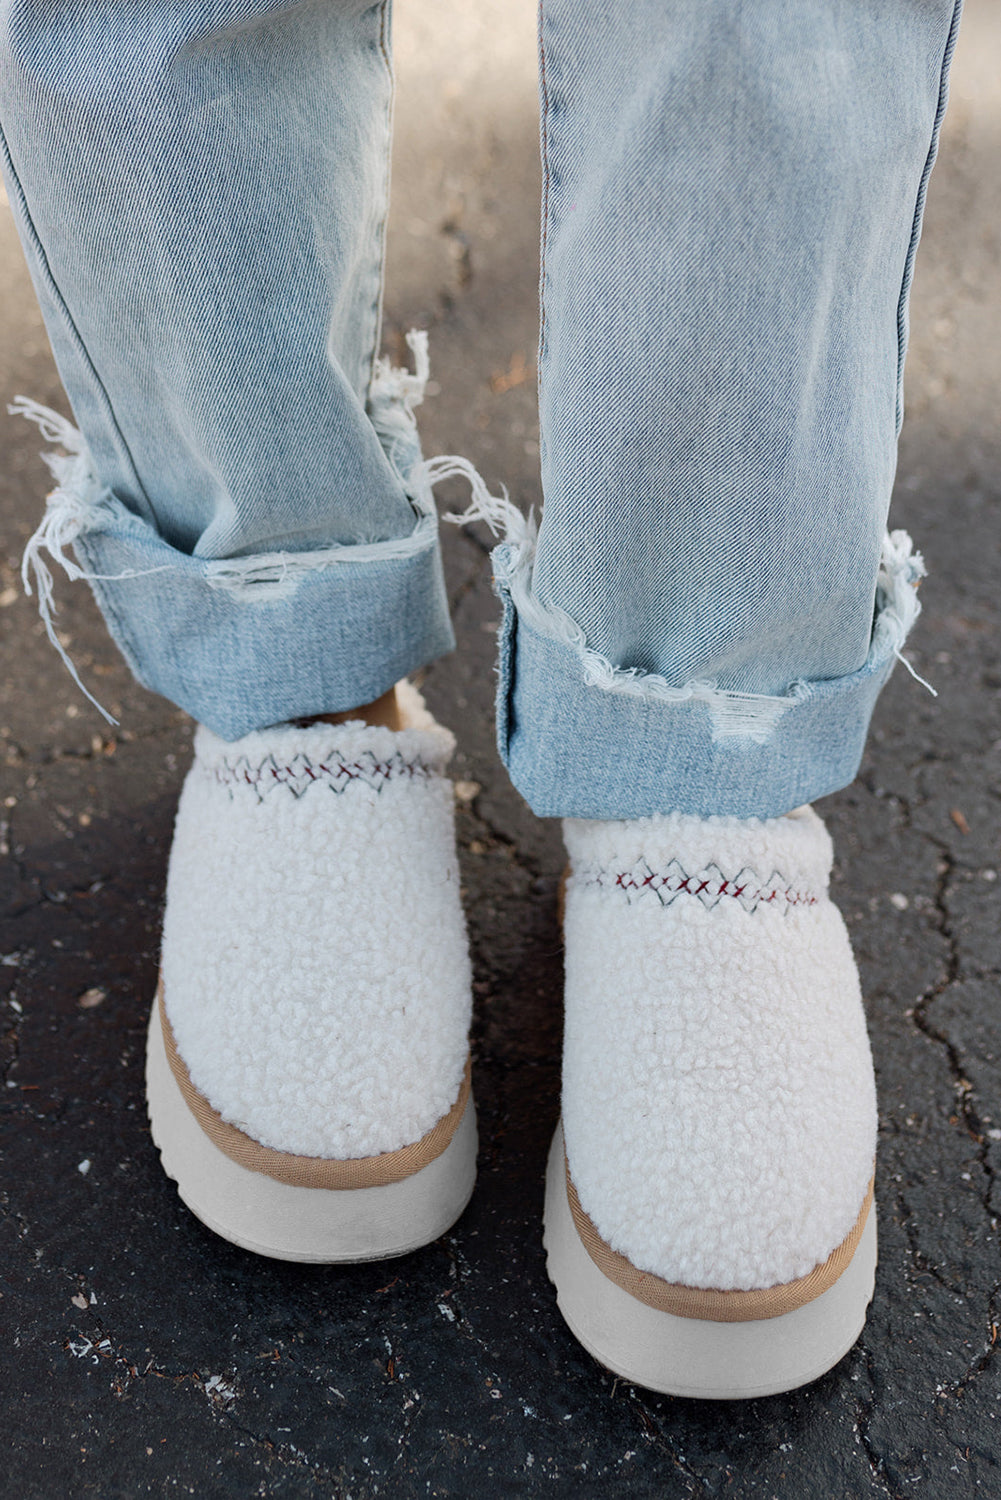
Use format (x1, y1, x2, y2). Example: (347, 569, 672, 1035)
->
(148, 683, 876, 1400)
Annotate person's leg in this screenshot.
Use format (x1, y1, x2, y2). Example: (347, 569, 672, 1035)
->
(0, 1, 476, 1258)
(0, 0, 453, 737)
(501, 0, 962, 1396)
(484, 0, 958, 822)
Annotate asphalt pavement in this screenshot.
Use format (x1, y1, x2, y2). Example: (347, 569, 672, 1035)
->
(1, 2, 999, 1494)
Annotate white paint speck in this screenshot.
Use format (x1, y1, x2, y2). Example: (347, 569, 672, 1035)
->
(437, 1302, 456, 1322)
(890, 893, 909, 910)
(204, 1374, 237, 1406)
(77, 1159, 91, 1175)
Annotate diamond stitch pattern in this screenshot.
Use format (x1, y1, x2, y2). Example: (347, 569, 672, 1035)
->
(205, 749, 433, 804)
(578, 858, 818, 916)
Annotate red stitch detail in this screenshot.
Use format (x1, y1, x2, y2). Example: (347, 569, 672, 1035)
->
(581, 861, 818, 914)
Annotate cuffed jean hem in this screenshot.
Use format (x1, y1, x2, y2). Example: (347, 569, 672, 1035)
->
(491, 531, 926, 822)
(19, 466, 455, 741)
(75, 513, 455, 741)
(17, 335, 457, 739)
(55, 482, 454, 739)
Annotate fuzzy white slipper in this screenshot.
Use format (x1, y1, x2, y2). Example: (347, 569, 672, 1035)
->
(545, 805, 877, 1397)
(147, 682, 477, 1261)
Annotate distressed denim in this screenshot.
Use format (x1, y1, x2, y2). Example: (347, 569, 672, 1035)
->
(1, 1, 454, 731)
(0, 0, 962, 818)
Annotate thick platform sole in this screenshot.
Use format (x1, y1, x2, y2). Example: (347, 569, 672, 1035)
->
(543, 1123, 876, 1399)
(146, 1005, 478, 1262)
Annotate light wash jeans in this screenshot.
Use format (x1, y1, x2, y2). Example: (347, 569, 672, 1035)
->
(0, 1, 962, 819)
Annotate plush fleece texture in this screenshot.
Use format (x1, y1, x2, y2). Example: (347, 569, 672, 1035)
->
(561, 806, 877, 1292)
(160, 682, 472, 1160)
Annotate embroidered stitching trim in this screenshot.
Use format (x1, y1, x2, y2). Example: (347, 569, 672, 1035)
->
(201, 749, 436, 802)
(575, 858, 819, 915)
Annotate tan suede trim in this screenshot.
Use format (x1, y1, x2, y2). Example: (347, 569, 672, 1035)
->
(157, 981, 471, 1189)
(565, 1152, 874, 1323)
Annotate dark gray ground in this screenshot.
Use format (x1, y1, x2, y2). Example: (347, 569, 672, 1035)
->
(1, 2, 999, 1495)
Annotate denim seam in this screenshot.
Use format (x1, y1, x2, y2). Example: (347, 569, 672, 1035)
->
(362, 0, 396, 402)
(537, 0, 552, 374)
(894, 0, 965, 433)
(0, 122, 159, 534)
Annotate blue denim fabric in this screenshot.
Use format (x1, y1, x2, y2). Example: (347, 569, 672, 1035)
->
(494, 0, 962, 817)
(0, 0, 961, 815)
(0, 0, 454, 735)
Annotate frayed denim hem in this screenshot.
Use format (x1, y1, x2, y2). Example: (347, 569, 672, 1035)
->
(446, 482, 930, 820)
(13, 333, 458, 738)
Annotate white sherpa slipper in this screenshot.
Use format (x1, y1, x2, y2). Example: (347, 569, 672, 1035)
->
(147, 682, 477, 1261)
(545, 805, 877, 1398)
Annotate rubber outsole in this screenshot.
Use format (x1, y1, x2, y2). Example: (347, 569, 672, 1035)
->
(146, 1003, 478, 1262)
(543, 1123, 876, 1399)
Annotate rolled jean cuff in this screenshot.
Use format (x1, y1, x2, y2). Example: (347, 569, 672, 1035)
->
(18, 402, 455, 740)
(77, 506, 455, 740)
(492, 531, 927, 821)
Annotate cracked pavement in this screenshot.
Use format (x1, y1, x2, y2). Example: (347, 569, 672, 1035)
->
(2, 1, 1000, 1494)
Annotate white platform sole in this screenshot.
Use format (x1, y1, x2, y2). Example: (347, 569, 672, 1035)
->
(146, 1005, 478, 1262)
(543, 1123, 876, 1399)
